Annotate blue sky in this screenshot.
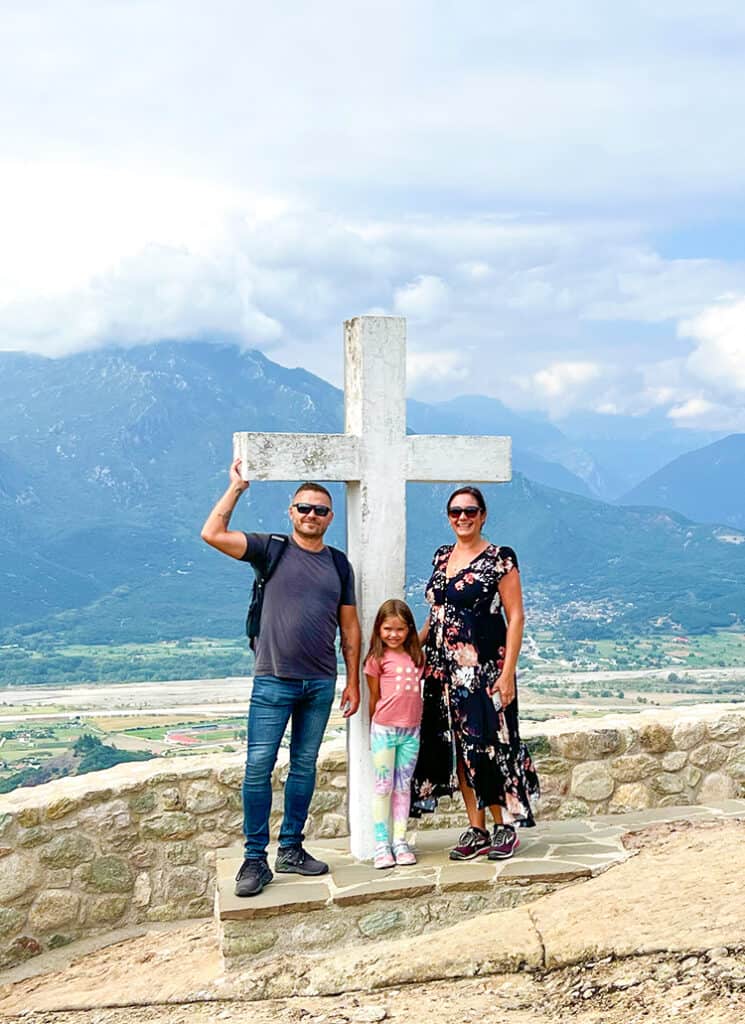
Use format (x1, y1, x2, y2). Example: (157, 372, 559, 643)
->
(2, 2, 745, 428)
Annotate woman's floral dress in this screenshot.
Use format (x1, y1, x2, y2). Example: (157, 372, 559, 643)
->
(410, 543, 539, 825)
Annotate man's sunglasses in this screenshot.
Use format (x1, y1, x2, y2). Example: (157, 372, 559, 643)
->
(447, 505, 482, 520)
(293, 502, 331, 517)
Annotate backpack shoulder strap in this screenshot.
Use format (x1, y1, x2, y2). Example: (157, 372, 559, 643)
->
(255, 534, 289, 582)
(328, 546, 352, 597)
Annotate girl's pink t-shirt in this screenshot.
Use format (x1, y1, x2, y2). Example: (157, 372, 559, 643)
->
(363, 649, 424, 728)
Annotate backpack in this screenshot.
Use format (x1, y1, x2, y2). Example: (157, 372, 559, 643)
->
(245, 534, 353, 650)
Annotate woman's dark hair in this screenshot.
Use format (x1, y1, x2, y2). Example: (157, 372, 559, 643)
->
(364, 598, 424, 668)
(446, 485, 487, 513)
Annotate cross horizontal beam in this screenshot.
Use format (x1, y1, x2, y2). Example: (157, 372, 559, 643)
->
(233, 432, 360, 481)
(406, 434, 511, 482)
(234, 431, 511, 484)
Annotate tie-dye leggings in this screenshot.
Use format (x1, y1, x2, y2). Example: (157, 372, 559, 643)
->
(370, 723, 421, 846)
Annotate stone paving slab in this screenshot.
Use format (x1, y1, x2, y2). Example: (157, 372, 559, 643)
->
(215, 820, 630, 924)
(221, 806, 745, 998)
(499, 859, 593, 882)
(529, 818, 597, 835)
(218, 795, 745, 922)
(550, 841, 620, 855)
(438, 860, 499, 891)
(334, 873, 438, 907)
(220, 877, 331, 920)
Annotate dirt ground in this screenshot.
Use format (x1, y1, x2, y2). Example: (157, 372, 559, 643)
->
(4, 948, 744, 1024)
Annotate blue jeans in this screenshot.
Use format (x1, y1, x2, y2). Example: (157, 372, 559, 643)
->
(242, 675, 336, 859)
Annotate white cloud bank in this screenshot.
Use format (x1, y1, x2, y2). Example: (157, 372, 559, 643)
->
(5, 3, 745, 208)
(2, 161, 745, 422)
(527, 361, 604, 415)
(407, 349, 471, 385)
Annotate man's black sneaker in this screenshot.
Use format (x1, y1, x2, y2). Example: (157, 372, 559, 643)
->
(234, 857, 273, 897)
(275, 845, 329, 875)
(448, 825, 491, 861)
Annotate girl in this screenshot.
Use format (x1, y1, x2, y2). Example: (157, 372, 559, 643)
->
(364, 599, 425, 869)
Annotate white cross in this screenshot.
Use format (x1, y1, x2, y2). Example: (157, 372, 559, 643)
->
(234, 316, 511, 860)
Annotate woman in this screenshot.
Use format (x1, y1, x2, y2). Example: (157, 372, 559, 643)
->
(410, 486, 539, 861)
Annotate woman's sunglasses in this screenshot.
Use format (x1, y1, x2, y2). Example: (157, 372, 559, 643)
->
(447, 505, 482, 520)
(293, 502, 331, 517)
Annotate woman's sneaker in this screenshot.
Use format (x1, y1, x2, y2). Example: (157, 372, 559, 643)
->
(391, 840, 417, 866)
(449, 826, 491, 861)
(488, 824, 520, 860)
(374, 843, 395, 869)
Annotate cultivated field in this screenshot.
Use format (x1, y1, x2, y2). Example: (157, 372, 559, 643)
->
(2, 627, 744, 792)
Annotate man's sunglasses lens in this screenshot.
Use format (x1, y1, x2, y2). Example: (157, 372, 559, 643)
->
(448, 506, 481, 519)
(294, 503, 331, 517)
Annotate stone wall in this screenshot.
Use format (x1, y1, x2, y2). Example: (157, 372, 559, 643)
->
(417, 706, 745, 829)
(530, 705, 745, 820)
(0, 747, 347, 970)
(1, 705, 744, 970)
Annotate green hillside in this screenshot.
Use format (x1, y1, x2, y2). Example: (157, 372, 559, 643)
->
(1, 342, 743, 684)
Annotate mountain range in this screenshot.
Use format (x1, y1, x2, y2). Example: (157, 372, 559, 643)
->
(620, 434, 745, 529)
(0, 341, 743, 654)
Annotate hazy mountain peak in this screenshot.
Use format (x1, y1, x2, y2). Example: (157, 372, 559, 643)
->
(620, 433, 745, 529)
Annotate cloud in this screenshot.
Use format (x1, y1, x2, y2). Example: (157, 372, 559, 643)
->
(668, 397, 719, 422)
(3, 3, 745, 429)
(644, 295, 745, 428)
(668, 396, 745, 431)
(581, 253, 745, 324)
(518, 360, 604, 416)
(394, 275, 450, 321)
(679, 297, 745, 393)
(5, 3, 745, 213)
(407, 349, 470, 385)
(0, 244, 282, 357)
(532, 361, 602, 397)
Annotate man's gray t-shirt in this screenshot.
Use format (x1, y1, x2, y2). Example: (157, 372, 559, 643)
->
(241, 534, 356, 680)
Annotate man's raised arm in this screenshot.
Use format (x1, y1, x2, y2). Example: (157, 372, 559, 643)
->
(200, 458, 251, 560)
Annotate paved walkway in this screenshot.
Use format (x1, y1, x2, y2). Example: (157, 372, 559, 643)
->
(222, 799, 745, 999)
(217, 799, 745, 921)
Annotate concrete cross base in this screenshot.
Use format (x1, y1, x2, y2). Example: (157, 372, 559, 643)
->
(214, 823, 629, 975)
(215, 798, 745, 985)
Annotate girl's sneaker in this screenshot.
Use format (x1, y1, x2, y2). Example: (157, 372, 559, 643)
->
(487, 824, 520, 860)
(448, 825, 491, 861)
(392, 841, 417, 866)
(374, 843, 395, 869)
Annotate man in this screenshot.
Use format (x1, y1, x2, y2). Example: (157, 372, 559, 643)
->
(201, 459, 361, 896)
